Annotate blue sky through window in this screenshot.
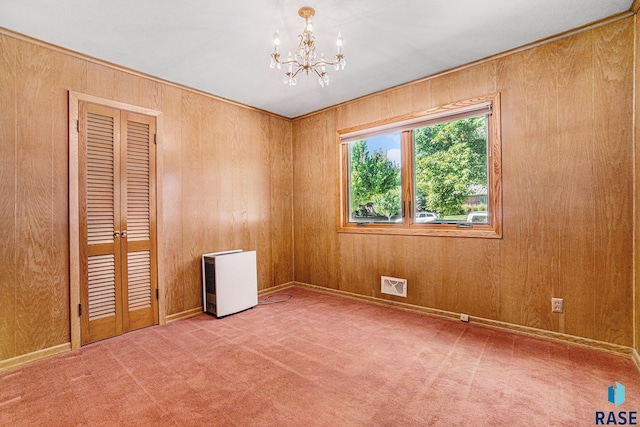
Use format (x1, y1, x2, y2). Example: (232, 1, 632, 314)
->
(364, 132, 401, 165)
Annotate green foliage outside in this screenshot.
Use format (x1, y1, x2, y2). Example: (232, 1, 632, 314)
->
(372, 187, 402, 221)
(349, 140, 400, 214)
(348, 116, 487, 219)
(414, 116, 487, 216)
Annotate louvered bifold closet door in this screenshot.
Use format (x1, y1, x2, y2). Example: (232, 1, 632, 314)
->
(79, 103, 158, 345)
(79, 103, 123, 345)
(121, 111, 158, 332)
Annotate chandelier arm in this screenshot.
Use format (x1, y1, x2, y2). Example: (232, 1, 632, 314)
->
(290, 67, 304, 79)
(310, 59, 335, 68)
(311, 67, 324, 78)
(281, 56, 305, 66)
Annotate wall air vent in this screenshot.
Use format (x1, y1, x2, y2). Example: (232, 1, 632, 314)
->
(381, 276, 407, 297)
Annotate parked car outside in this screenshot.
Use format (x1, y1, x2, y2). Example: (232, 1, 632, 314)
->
(415, 212, 438, 223)
(467, 211, 488, 223)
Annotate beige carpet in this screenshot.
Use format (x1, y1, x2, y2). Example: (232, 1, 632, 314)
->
(1, 287, 639, 426)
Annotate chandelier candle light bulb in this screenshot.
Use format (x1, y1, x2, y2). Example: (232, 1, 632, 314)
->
(270, 31, 281, 69)
(270, 6, 346, 87)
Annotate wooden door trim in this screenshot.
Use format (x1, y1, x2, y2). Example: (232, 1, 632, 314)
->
(69, 91, 164, 350)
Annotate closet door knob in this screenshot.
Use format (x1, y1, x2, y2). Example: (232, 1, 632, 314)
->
(121, 231, 128, 238)
(113, 231, 120, 238)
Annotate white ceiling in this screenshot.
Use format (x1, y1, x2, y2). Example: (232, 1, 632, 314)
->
(0, 0, 633, 118)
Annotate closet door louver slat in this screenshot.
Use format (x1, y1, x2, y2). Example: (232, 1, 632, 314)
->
(127, 251, 151, 311)
(87, 254, 116, 320)
(86, 111, 115, 245)
(126, 120, 150, 242)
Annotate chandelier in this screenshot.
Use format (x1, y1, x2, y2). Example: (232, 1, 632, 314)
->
(269, 6, 346, 87)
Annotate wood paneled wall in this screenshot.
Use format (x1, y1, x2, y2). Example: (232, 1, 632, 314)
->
(0, 32, 293, 362)
(292, 17, 635, 347)
(0, 15, 637, 363)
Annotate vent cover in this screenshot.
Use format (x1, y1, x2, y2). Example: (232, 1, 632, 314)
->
(381, 276, 407, 297)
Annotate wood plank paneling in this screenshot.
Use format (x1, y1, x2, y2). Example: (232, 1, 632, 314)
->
(499, 42, 561, 333)
(0, 34, 17, 360)
(230, 107, 253, 251)
(495, 52, 527, 326)
(555, 30, 596, 339)
(254, 112, 274, 290)
(591, 19, 634, 346)
(200, 94, 219, 258)
(51, 53, 86, 346)
(15, 40, 56, 355)
(293, 110, 340, 289)
(86, 62, 118, 102)
(179, 91, 205, 313)
(429, 61, 497, 109)
(269, 116, 294, 287)
(15, 42, 87, 351)
(156, 84, 183, 319)
(215, 102, 236, 253)
(293, 17, 635, 347)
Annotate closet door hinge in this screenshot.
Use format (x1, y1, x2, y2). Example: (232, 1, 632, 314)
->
(156, 288, 159, 299)
(154, 134, 157, 145)
(78, 303, 82, 316)
(76, 120, 80, 133)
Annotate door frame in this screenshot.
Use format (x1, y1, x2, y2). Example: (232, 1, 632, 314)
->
(69, 91, 165, 350)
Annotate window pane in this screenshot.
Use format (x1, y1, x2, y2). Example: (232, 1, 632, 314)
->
(348, 133, 402, 223)
(413, 115, 488, 224)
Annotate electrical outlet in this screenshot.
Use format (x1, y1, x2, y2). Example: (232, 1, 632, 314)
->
(552, 298, 564, 313)
(460, 313, 469, 322)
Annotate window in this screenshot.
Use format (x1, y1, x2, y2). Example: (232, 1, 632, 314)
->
(339, 94, 502, 238)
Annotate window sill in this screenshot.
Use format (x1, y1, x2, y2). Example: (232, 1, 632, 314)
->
(337, 224, 502, 239)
